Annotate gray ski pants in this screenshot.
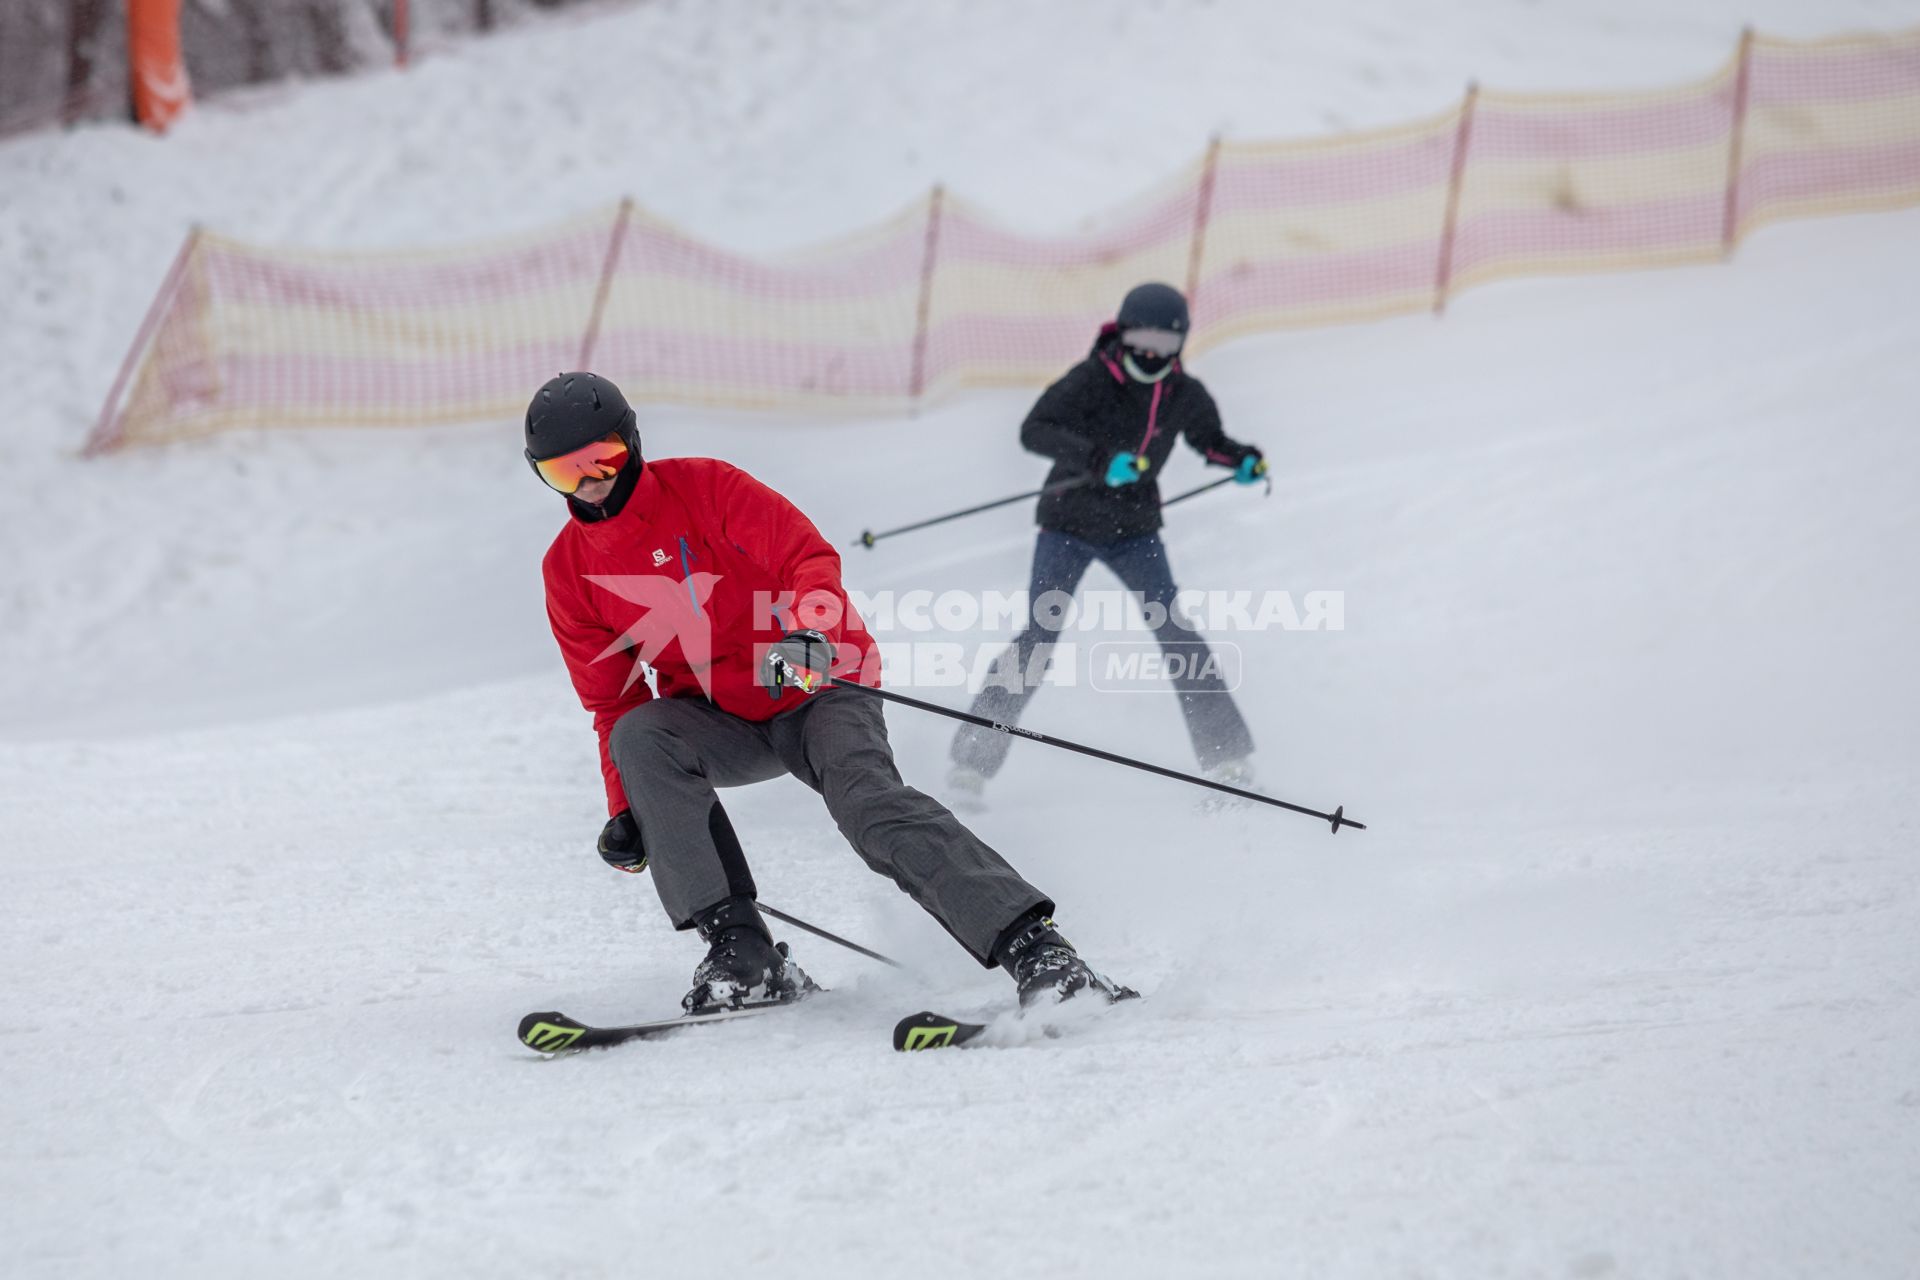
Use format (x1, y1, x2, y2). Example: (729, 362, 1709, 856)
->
(608, 688, 1052, 966)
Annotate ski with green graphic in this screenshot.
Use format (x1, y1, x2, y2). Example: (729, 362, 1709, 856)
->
(892, 1010, 991, 1052)
(517, 1000, 801, 1054)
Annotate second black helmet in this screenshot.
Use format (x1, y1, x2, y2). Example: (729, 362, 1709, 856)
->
(1116, 282, 1190, 336)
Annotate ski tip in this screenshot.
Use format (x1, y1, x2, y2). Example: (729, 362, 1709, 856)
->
(518, 1010, 589, 1054)
(892, 1010, 984, 1052)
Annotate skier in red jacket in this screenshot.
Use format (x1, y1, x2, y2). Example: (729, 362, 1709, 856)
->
(528, 373, 1133, 1013)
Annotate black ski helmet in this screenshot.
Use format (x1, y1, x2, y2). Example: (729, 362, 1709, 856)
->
(1116, 282, 1190, 336)
(524, 372, 638, 463)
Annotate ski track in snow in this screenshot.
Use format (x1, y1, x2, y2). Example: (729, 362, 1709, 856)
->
(4, 1, 1920, 1276)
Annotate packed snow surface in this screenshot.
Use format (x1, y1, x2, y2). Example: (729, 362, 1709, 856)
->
(3, 2, 1918, 1276)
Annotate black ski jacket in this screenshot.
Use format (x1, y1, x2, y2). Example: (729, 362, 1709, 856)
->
(1020, 325, 1259, 544)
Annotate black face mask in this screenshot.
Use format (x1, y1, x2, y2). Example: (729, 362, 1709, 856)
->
(1120, 345, 1177, 383)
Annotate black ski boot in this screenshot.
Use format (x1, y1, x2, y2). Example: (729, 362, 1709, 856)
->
(994, 910, 1137, 1009)
(682, 896, 817, 1014)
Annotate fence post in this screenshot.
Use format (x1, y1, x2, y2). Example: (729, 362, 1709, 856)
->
(85, 226, 201, 456)
(1434, 81, 1479, 315)
(578, 199, 634, 371)
(909, 184, 945, 402)
(394, 0, 410, 68)
(1185, 133, 1223, 305)
(1721, 27, 1756, 258)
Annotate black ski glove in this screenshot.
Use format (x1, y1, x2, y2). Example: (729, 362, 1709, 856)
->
(763, 629, 834, 699)
(598, 810, 646, 873)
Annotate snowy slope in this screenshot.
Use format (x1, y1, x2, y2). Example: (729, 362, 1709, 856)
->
(4, 3, 1920, 1278)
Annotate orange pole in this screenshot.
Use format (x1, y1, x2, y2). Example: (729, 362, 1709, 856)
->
(127, 0, 190, 133)
(394, 0, 412, 68)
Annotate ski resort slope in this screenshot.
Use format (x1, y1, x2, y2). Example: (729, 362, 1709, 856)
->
(4, 3, 1920, 1278)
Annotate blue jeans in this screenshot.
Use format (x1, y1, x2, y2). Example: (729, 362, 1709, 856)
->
(951, 530, 1254, 778)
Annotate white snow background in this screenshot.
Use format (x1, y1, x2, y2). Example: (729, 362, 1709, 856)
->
(3, 1, 1919, 1276)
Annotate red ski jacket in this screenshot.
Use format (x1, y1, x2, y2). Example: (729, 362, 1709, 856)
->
(542, 457, 881, 814)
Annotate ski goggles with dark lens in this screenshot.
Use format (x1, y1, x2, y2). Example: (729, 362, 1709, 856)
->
(1120, 327, 1185, 358)
(529, 432, 630, 494)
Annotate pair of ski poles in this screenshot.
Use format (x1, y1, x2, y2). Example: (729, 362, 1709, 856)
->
(839, 465, 1323, 813)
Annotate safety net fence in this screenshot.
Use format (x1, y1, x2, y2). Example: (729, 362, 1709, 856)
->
(88, 26, 1920, 453)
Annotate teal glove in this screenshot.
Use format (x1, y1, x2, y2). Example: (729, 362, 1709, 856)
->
(1234, 452, 1268, 485)
(1105, 452, 1147, 487)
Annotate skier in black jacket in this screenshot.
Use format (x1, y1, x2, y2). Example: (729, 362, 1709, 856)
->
(949, 282, 1267, 803)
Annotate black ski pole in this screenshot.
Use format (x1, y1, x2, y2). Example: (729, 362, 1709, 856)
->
(1161, 466, 1273, 510)
(759, 901, 905, 969)
(1159, 474, 1236, 510)
(822, 677, 1364, 833)
(854, 475, 1089, 549)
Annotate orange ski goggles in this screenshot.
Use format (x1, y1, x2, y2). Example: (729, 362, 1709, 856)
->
(529, 432, 631, 495)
